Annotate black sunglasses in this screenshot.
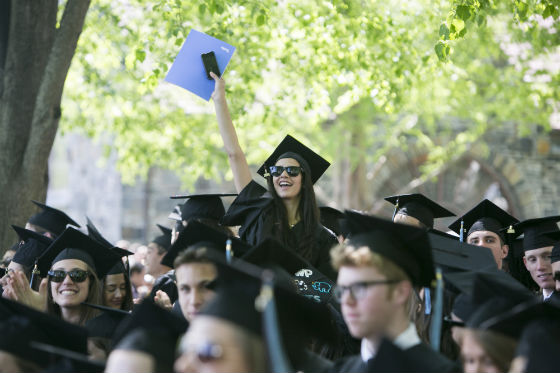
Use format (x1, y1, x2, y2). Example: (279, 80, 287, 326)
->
(48, 269, 90, 283)
(269, 165, 303, 177)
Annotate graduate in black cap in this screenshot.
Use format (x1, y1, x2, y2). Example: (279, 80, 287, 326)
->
(160, 220, 250, 322)
(26, 200, 80, 238)
(385, 193, 455, 229)
(511, 216, 560, 300)
(36, 227, 122, 325)
(168, 193, 236, 244)
(330, 211, 458, 373)
(448, 199, 519, 270)
(210, 74, 337, 279)
(145, 223, 179, 305)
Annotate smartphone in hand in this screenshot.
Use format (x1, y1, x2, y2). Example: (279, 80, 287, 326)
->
(201, 51, 221, 80)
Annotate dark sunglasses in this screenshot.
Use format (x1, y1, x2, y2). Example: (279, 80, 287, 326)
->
(269, 165, 303, 177)
(48, 269, 90, 283)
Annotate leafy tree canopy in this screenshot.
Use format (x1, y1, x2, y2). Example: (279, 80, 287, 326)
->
(60, 0, 559, 188)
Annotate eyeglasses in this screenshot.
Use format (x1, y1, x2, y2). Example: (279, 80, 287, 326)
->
(179, 341, 224, 363)
(333, 279, 400, 302)
(269, 165, 303, 177)
(48, 269, 90, 283)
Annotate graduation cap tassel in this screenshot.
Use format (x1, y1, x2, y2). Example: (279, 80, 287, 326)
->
(256, 270, 293, 373)
(459, 220, 464, 242)
(429, 268, 444, 352)
(391, 199, 399, 221)
(225, 238, 233, 264)
(30, 261, 40, 290)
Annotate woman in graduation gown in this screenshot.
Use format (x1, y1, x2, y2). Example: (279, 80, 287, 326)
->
(210, 72, 337, 279)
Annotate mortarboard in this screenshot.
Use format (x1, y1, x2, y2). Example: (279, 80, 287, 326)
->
(83, 302, 131, 339)
(448, 199, 518, 242)
(428, 229, 497, 272)
(27, 200, 80, 236)
(241, 238, 335, 303)
(542, 230, 560, 263)
(150, 224, 172, 251)
(510, 318, 560, 373)
(112, 328, 176, 373)
(36, 227, 122, 278)
(384, 193, 455, 229)
(164, 29, 236, 101)
(169, 193, 237, 222)
(10, 225, 53, 268)
(0, 297, 89, 364)
(85, 216, 113, 249)
(161, 220, 250, 268)
(200, 259, 337, 344)
(343, 210, 435, 287)
(256, 135, 330, 185)
(509, 216, 560, 252)
(29, 341, 105, 373)
(478, 298, 560, 339)
(111, 298, 188, 348)
(319, 206, 345, 236)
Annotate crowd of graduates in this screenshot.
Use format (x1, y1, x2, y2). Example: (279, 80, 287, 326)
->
(0, 76, 559, 373)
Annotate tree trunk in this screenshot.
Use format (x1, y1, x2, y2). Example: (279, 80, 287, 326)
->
(0, 0, 91, 252)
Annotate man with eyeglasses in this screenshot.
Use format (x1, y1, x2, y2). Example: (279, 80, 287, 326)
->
(329, 211, 458, 372)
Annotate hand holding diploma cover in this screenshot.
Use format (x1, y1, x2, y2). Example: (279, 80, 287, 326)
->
(165, 29, 236, 101)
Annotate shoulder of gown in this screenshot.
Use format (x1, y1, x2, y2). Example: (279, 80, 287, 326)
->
(221, 180, 271, 228)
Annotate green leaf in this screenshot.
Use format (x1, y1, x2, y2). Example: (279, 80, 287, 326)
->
(516, 1, 528, 21)
(434, 40, 448, 61)
(456, 5, 471, 21)
(198, 3, 206, 15)
(439, 23, 450, 40)
(256, 13, 266, 26)
(135, 49, 146, 63)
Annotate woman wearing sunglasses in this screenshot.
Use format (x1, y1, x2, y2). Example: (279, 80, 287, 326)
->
(36, 227, 122, 326)
(210, 73, 337, 279)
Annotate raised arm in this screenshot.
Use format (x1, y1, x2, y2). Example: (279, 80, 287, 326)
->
(210, 72, 252, 193)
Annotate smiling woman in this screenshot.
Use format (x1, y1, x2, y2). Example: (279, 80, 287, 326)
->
(36, 227, 122, 326)
(210, 73, 337, 279)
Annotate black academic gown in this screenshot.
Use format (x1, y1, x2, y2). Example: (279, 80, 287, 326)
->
(149, 270, 178, 304)
(221, 180, 338, 280)
(330, 343, 460, 373)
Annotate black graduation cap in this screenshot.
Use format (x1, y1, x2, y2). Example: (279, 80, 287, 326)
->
(448, 199, 519, 242)
(150, 224, 172, 250)
(0, 297, 88, 365)
(427, 229, 497, 272)
(161, 220, 251, 268)
(111, 298, 188, 348)
(200, 259, 337, 345)
(29, 341, 105, 373)
(83, 302, 131, 339)
(343, 210, 435, 287)
(36, 227, 122, 278)
(444, 269, 533, 306)
(85, 216, 113, 249)
(27, 200, 80, 236)
(10, 225, 53, 268)
(112, 328, 176, 373)
(168, 193, 236, 222)
(384, 193, 455, 229)
(542, 230, 560, 263)
(319, 206, 345, 236)
(509, 216, 560, 252)
(256, 135, 330, 185)
(478, 298, 560, 339)
(241, 238, 335, 303)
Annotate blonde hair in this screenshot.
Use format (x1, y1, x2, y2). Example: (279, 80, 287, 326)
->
(331, 243, 411, 306)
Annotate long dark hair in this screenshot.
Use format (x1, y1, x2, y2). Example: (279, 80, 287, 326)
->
(266, 160, 320, 261)
(102, 271, 134, 312)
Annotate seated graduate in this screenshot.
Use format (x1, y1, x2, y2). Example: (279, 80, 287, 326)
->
(448, 199, 518, 271)
(329, 211, 459, 372)
(25, 200, 80, 239)
(160, 220, 250, 322)
(36, 227, 122, 326)
(210, 73, 337, 279)
(174, 259, 337, 373)
(1, 226, 52, 308)
(509, 216, 560, 300)
(384, 193, 455, 230)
